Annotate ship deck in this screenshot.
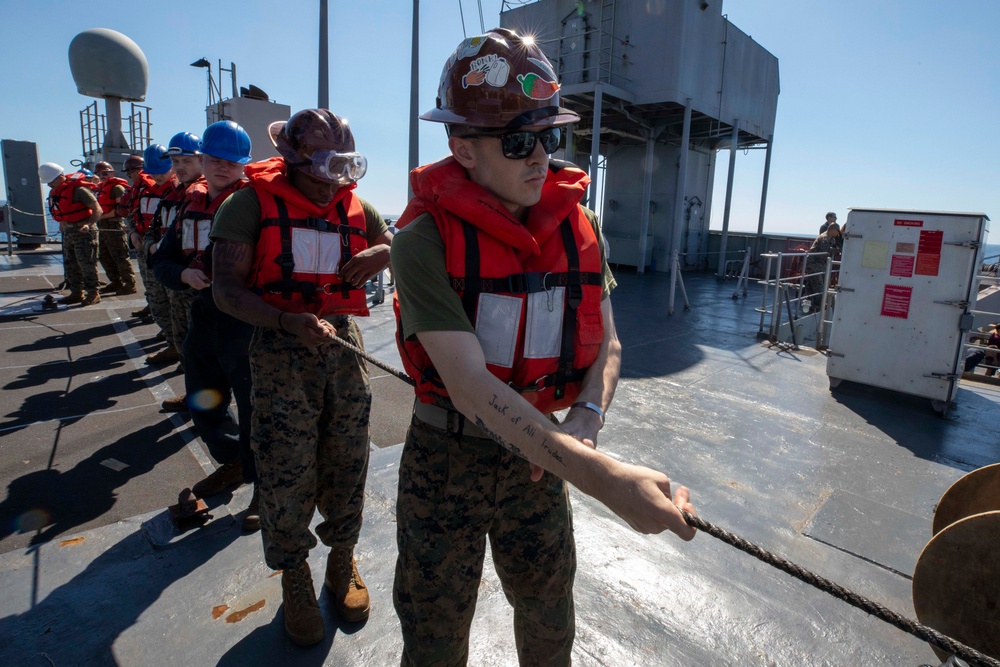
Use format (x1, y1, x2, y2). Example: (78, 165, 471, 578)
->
(1, 247, 998, 666)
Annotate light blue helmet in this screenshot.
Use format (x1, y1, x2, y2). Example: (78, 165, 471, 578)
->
(167, 131, 202, 156)
(199, 121, 252, 164)
(143, 144, 172, 175)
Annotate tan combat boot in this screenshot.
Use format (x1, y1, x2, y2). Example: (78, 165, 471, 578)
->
(324, 548, 370, 622)
(58, 292, 84, 305)
(161, 395, 188, 412)
(241, 484, 260, 532)
(282, 562, 324, 646)
(191, 461, 243, 498)
(81, 291, 101, 306)
(146, 344, 180, 365)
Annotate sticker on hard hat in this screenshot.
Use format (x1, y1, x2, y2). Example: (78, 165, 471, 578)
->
(462, 55, 510, 89)
(527, 57, 558, 81)
(455, 35, 488, 61)
(516, 73, 560, 100)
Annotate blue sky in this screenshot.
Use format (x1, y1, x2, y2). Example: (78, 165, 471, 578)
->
(1, 0, 997, 238)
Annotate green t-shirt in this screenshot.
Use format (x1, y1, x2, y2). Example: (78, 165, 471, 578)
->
(211, 186, 388, 246)
(391, 208, 616, 340)
(73, 186, 98, 207)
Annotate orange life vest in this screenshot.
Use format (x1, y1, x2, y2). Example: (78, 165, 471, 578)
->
(175, 179, 246, 275)
(150, 177, 205, 242)
(96, 176, 129, 215)
(394, 157, 605, 413)
(48, 173, 98, 224)
(127, 175, 177, 236)
(246, 158, 370, 317)
(116, 182, 136, 219)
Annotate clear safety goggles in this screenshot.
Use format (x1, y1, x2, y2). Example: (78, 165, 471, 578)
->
(305, 150, 368, 184)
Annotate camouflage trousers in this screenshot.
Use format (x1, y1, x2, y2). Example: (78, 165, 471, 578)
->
(97, 218, 135, 288)
(134, 249, 154, 310)
(63, 227, 99, 294)
(142, 236, 172, 339)
(394, 417, 576, 667)
(250, 318, 372, 570)
(166, 287, 198, 358)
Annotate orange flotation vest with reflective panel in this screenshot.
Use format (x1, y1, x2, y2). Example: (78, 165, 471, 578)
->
(175, 179, 246, 275)
(246, 158, 370, 317)
(129, 175, 177, 236)
(394, 157, 605, 413)
(48, 173, 98, 224)
(96, 176, 129, 214)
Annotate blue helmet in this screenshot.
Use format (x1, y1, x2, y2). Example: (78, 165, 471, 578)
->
(78, 168, 94, 177)
(199, 121, 252, 164)
(167, 131, 202, 156)
(143, 144, 172, 175)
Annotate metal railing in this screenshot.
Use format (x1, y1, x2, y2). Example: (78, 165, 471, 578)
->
(962, 269, 1000, 378)
(756, 251, 838, 349)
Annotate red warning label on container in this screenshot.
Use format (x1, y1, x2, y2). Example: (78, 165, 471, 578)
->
(890, 254, 915, 277)
(894, 219, 924, 227)
(881, 285, 912, 318)
(915, 229, 944, 276)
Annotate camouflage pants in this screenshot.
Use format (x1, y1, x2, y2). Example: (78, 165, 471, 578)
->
(63, 227, 99, 294)
(135, 250, 154, 309)
(97, 218, 135, 288)
(394, 417, 576, 667)
(166, 287, 198, 358)
(142, 235, 172, 339)
(250, 318, 372, 570)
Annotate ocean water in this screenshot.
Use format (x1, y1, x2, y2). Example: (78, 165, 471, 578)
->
(0, 201, 58, 243)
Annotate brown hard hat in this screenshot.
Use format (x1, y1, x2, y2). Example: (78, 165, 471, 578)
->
(95, 161, 114, 173)
(269, 109, 355, 175)
(422, 28, 580, 129)
(122, 155, 144, 172)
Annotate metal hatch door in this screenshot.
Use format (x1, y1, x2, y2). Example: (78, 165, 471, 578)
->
(827, 209, 989, 405)
(1, 139, 48, 245)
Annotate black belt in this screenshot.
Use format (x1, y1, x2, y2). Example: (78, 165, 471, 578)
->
(412, 399, 490, 440)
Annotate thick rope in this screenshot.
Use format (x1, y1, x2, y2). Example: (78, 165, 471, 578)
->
(681, 510, 999, 667)
(324, 328, 999, 666)
(328, 326, 415, 386)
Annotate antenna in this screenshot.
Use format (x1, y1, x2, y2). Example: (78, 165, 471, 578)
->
(190, 58, 219, 107)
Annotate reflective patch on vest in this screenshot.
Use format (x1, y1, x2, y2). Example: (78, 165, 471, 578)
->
(476, 293, 521, 368)
(182, 219, 212, 252)
(161, 205, 180, 230)
(140, 197, 161, 216)
(524, 286, 564, 359)
(291, 228, 342, 274)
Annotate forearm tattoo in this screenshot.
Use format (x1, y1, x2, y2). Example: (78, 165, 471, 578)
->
(476, 393, 567, 468)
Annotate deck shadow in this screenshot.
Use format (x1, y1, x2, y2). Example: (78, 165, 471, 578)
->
(829, 380, 1000, 471)
(0, 418, 193, 549)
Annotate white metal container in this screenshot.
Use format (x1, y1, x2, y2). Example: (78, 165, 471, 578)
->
(827, 208, 990, 409)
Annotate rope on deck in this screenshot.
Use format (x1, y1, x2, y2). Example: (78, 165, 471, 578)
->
(681, 510, 1000, 667)
(324, 325, 1000, 667)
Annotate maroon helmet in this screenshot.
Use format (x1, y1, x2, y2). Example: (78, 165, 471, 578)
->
(421, 28, 579, 129)
(269, 109, 367, 184)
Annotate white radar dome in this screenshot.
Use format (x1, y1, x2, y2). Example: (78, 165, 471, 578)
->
(68, 28, 148, 101)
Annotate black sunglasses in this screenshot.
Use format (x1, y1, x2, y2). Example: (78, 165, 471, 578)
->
(458, 127, 561, 160)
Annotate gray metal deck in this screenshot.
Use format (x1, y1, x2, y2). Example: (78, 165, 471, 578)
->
(1, 247, 997, 666)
